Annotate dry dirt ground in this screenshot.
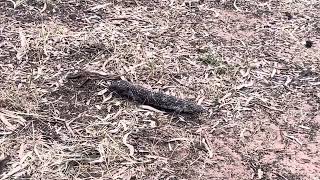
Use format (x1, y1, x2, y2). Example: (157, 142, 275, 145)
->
(0, 0, 320, 179)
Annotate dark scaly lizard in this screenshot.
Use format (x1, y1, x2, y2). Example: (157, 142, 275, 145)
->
(108, 80, 205, 113)
(67, 71, 205, 114)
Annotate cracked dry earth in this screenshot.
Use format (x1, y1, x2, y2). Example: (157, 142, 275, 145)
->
(0, 0, 320, 179)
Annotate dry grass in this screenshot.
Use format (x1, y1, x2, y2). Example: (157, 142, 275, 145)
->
(0, 0, 320, 179)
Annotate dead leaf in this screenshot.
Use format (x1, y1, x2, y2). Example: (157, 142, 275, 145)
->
(0, 113, 15, 130)
(123, 132, 135, 156)
(236, 81, 254, 90)
(16, 30, 28, 60)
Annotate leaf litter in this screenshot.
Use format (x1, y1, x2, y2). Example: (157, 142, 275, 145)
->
(0, 0, 320, 179)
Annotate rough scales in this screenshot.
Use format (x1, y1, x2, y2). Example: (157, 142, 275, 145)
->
(67, 71, 205, 114)
(108, 80, 205, 114)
